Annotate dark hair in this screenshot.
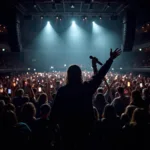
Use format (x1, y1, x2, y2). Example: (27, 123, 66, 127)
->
(2, 110, 18, 128)
(124, 105, 137, 120)
(142, 88, 149, 97)
(97, 87, 103, 94)
(103, 104, 117, 119)
(93, 106, 99, 121)
(0, 100, 5, 112)
(117, 87, 124, 95)
(38, 93, 48, 106)
(21, 102, 36, 121)
(131, 108, 148, 125)
(40, 104, 51, 117)
(66, 65, 82, 85)
(130, 90, 143, 107)
(3, 103, 16, 112)
(16, 89, 24, 97)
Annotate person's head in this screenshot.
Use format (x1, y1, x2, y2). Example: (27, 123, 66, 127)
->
(38, 93, 48, 106)
(142, 88, 149, 98)
(16, 89, 24, 97)
(103, 104, 117, 119)
(66, 65, 82, 85)
(33, 88, 37, 95)
(131, 108, 148, 125)
(93, 106, 99, 121)
(124, 105, 137, 121)
(52, 93, 56, 100)
(21, 102, 36, 121)
(117, 86, 124, 96)
(40, 104, 51, 119)
(0, 100, 5, 112)
(2, 110, 18, 128)
(3, 103, 16, 112)
(95, 93, 106, 105)
(130, 90, 143, 106)
(97, 87, 104, 94)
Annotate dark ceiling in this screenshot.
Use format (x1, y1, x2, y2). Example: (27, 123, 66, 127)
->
(15, 0, 128, 17)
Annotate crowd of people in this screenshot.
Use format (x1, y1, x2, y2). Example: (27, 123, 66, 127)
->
(0, 48, 150, 150)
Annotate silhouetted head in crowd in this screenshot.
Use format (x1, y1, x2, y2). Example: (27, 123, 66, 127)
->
(38, 93, 48, 106)
(121, 105, 137, 125)
(33, 88, 37, 95)
(117, 86, 124, 96)
(16, 89, 24, 97)
(52, 93, 56, 100)
(124, 105, 137, 120)
(131, 108, 148, 125)
(93, 106, 99, 121)
(97, 87, 104, 94)
(2, 110, 18, 128)
(40, 104, 51, 119)
(66, 65, 82, 85)
(0, 100, 5, 112)
(3, 103, 16, 112)
(142, 88, 149, 98)
(103, 104, 117, 119)
(21, 102, 36, 121)
(130, 90, 143, 107)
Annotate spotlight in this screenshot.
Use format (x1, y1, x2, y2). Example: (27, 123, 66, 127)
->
(112, 68, 114, 71)
(59, 16, 62, 21)
(2, 48, 5, 52)
(85, 16, 87, 20)
(70, 3, 75, 8)
(92, 21, 95, 24)
(120, 67, 123, 70)
(64, 64, 67, 67)
(56, 16, 59, 20)
(92, 16, 96, 23)
(139, 48, 142, 51)
(34, 4, 37, 8)
(40, 16, 44, 20)
(99, 15, 102, 20)
(34, 69, 36, 71)
(51, 66, 54, 69)
(28, 68, 30, 71)
(72, 20, 76, 25)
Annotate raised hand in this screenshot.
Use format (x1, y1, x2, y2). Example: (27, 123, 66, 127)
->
(92, 57, 99, 65)
(110, 48, 121, 60)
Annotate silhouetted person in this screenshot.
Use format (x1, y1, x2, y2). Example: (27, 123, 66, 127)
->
(130, 90, 146, 108)
(33, 104, 60, 149)
(101, 104, 121, 150)
(50, 49, 121, 150)
(94, 93, 107, 118)
(122, 108, 150, 150)
(21, 102, 36, 130)
(36, 93, 48, 118)
(121, 105, 137, 126)
(111, 87, 130, 116)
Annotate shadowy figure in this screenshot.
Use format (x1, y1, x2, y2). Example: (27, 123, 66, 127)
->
(130, 90, 146, 108)
(50, 49, 121, 150)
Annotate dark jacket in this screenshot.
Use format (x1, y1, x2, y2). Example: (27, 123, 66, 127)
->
(50, 58, 113, 130)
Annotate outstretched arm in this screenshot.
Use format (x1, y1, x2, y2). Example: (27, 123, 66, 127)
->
(92, 57, 98, 75)
(87, 48, 121, 95)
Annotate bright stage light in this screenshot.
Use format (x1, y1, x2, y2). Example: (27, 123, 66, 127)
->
(72, 21, 76, 24)
(72, 21, 76, 27)
(92, 21, 95, 24)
